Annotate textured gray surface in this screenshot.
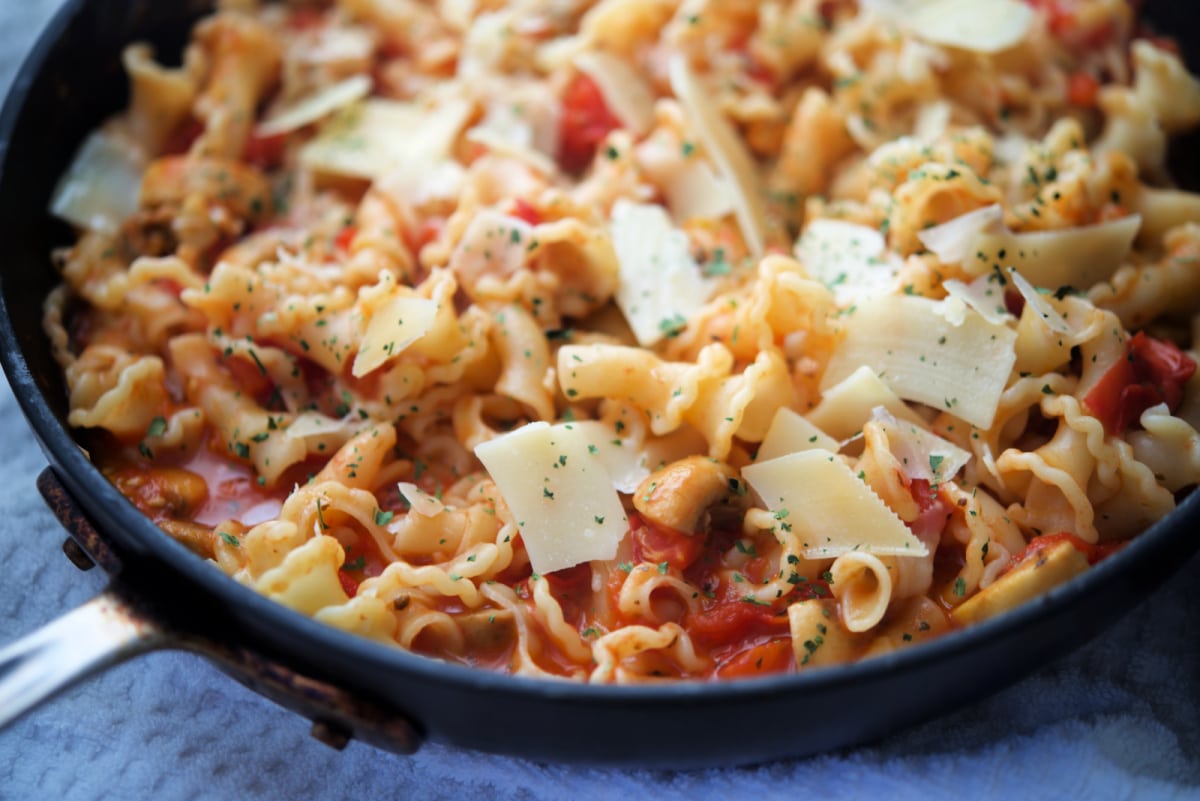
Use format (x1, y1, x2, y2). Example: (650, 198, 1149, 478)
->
(1, 2, 1199, 799)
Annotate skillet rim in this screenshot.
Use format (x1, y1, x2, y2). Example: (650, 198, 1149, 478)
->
(1, 0, 1198, 756)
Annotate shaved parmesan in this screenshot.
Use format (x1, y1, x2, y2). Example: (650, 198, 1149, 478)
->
(756, 408, 839, 462)
(50, 127, 145, 234)
(300, 97, 472, 180)
(809, 366, 923, 440)
(574, 50, 656, 136)
(571, 421, 648, 493)
(668, 55, 767, 256)
(795, 219, 902, 306)
(871, 407, 972, 483)
(964, 215, 1142, 289)
(1007, 268, 1072, 335)
(862, 0, 1034, 54)
(609, 200, 716, 347)
(822, 296, 1017, 429)
(917, 204, 1004, 264)
(474, 422, 629, 574)
(256, 74, 372, 137)
(942, 274, 1011, 325)
(352, 296, 438, 378)
(742, 450, 927, 558)
(635, 135, 734, 223)
(398, 481, 446, 517)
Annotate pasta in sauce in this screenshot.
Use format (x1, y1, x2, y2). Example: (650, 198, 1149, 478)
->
(45, 0, 1200, 682)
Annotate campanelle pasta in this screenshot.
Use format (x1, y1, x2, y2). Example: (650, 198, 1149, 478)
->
(45, 0, 1200, 682)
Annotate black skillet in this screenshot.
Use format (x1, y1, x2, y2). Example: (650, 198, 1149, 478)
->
(1, 0, 1198, 769)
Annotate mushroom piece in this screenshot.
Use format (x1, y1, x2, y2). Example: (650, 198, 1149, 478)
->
(632, 455, 737, 534)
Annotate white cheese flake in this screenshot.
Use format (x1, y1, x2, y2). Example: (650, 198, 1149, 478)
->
(795, 219, 902, 306)
(352, 296, 439, 378)
(742, 450, 928, 558)
(755, 408, 839, 462)
(397, 481, 446, 517)
(474, 422, 629, 574)
(822, 295, 1017, 429)
(609, 200, 717, 347)
(256, 74, 372, 137)
(862, 0, 1034, 54)
(300, 97, 472, 181)
(964, 215, 1142, 289)
(50, 127, 145, 234)
(668, 55, 767, 256)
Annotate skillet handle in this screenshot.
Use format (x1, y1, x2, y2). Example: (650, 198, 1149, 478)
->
(0, 588, 165, 729)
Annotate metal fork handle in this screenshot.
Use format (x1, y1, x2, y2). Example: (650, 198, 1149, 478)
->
(0, 588, 165, 729)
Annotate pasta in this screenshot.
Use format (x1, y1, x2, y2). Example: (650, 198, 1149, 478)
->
(45, 0, 1200, 683)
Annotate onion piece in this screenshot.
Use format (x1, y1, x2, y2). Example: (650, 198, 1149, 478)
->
(256, 74, 372, 138)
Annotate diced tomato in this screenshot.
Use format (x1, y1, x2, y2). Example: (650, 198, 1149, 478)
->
(510, 198, 542, 226)
(557, 73, 622, 175)
(223, 352, 276, 406)
(1067, 71, 1100, 107)
(1025, 0, 1115, 47)
(715, 637, 792, 679)
(407, 217, 445, 253)
(907, 478, 952, 543)
(334, 224, 358, 253)
(162, 118, 204, 156)
(1082, 332, 1197, 434)
(244, 131, 287, 170)
(1004, 289, 1026, 318)
(630, 513, 707, 572)
(338, 570, 359, 598)
(685, 599, 790, 648)
(287, 7, 325, 30)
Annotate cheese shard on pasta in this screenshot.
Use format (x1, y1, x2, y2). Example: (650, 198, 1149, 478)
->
(870, 407, 972, 483)
(609, 200, 716, 347)
(822, 295, 1017, 429)
(397, 481, 446, 516)
(300, 97, 472, 180)
(351, 295, 439, 378)
(862, 0, 1033, 54)
(795, 219, 901, 306)
(256, 74, 372, 137)
(917, 204, 1004, 264)
(570, 420, 648, 493)
(50, 127, 145, 234)
(668, 54, 767, 256)
(474, 422, 629, 574)
(808, 365, 924, 439)
(742, 450, 927, 558)
(755, 407, 839, 462)
(964, 215, 1142, 289)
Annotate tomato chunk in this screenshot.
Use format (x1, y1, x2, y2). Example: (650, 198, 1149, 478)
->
(244, 130, 287, 170)
(685, 599, 790, 648)
(1067, 71, 1099, 107)
(715, 637, 792, 679)
(557, 73, 621, 174)
(1083, 332, 1196, 434)
(630, 514, 707, 572)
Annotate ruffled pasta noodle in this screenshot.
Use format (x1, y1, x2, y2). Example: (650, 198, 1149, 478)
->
(45, 0, 1200, 682)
